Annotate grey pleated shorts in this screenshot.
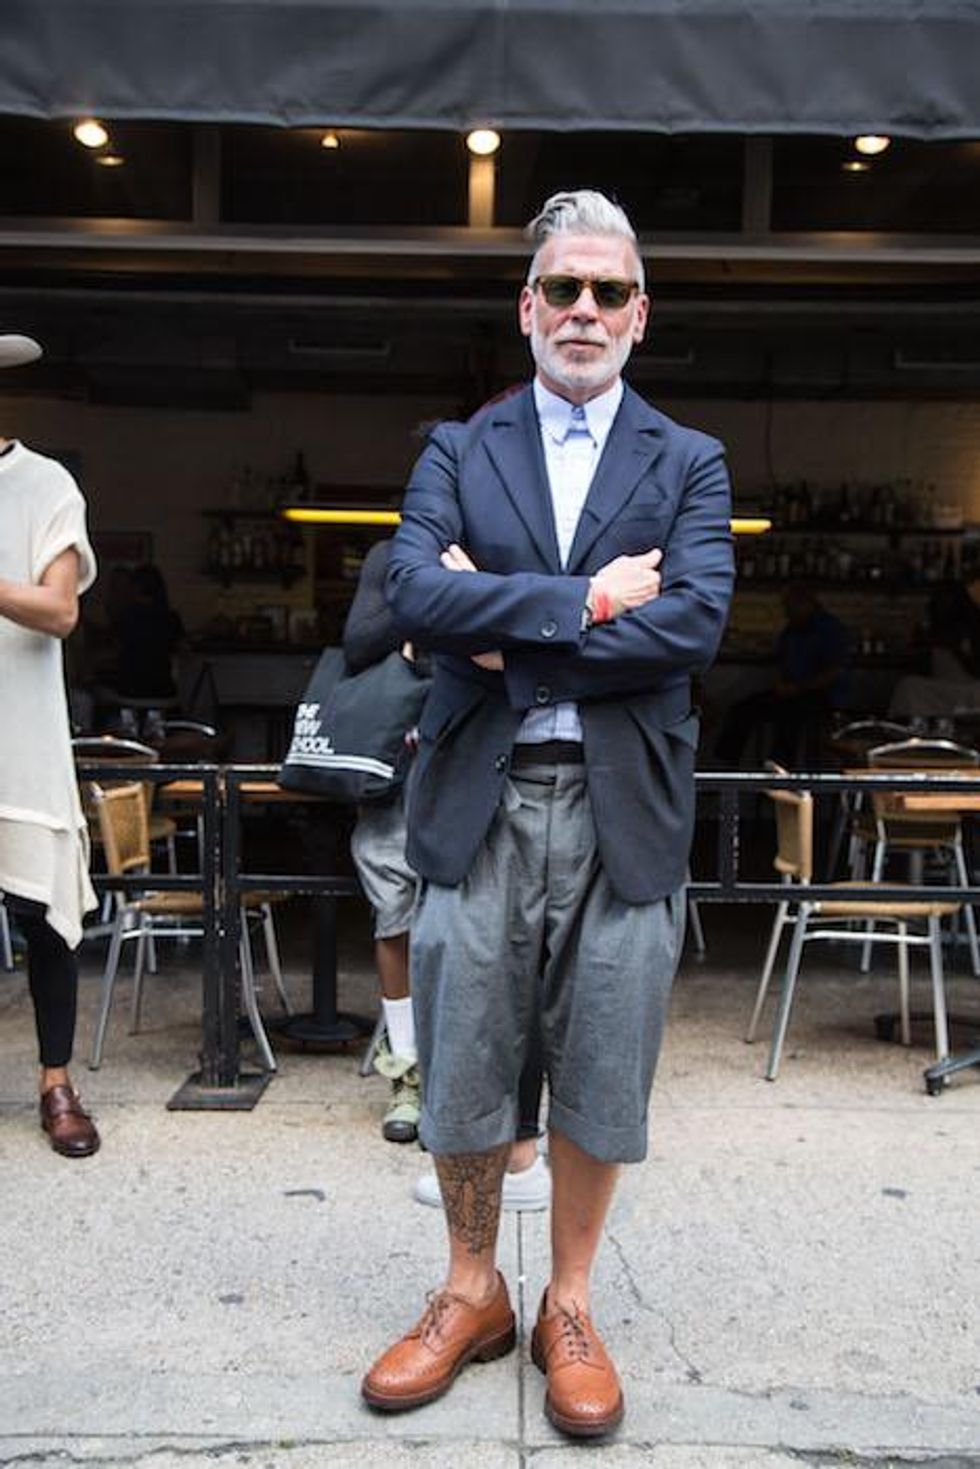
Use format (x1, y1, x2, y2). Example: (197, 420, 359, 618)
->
(350, 794, 419, 939)
(410, 761, 685, 1164)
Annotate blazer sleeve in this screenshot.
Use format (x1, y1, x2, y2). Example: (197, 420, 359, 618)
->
(503, 435, 735, 707)
(386, 422, 592, 656)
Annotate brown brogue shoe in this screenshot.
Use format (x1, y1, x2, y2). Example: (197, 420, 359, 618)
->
(530, 1291, 624, 1438)
(362, 1271, 515, 1412)
(40, 1085, 100, 1158)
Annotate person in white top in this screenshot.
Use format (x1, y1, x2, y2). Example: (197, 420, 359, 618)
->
(0, 333, 100, 1157)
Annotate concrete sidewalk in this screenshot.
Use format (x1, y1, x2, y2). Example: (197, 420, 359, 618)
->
(2, 908, 979, 1467)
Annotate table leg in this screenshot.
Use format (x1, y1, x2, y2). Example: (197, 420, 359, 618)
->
(168, 768, 271, 1110)
(275, 818, 372, 1048)
(275, 895, 371, 1046)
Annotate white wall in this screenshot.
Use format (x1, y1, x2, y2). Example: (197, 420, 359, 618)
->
(659, 397, 980, 513)
(0, 389, 458, 626)
(3, 386, 980, 628)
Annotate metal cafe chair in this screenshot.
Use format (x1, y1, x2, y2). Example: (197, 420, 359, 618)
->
(824, 718, 913, 877)
(155, 720, 227, 864)
(855, 738, 980, 976)
(746, 768, 958, 1081)
(73, 734, 179, 876)
(86, 780, 290, 1072)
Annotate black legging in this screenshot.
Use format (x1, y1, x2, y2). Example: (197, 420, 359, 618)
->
(6, 896, 78, 1067)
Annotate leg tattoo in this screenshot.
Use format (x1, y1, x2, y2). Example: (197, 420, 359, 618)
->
(435, 1145, 509, 1256)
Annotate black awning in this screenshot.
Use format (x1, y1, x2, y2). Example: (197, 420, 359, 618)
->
(2, 0, 980, 139)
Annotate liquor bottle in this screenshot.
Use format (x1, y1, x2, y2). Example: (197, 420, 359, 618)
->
(290, 451, 311, 504)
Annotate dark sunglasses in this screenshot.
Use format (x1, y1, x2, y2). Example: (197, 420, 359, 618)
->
(532, 274, 639, 310)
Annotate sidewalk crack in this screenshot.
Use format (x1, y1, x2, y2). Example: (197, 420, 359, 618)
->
(605, 1225, 705, 1385)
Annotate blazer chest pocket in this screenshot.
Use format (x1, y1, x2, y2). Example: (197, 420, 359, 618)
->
(602, 509, 671, 557)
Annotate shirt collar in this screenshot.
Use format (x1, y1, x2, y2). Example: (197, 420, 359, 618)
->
(533, 378, 623, 447)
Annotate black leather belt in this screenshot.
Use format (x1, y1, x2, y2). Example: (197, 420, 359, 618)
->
(511, 740, 585, 767)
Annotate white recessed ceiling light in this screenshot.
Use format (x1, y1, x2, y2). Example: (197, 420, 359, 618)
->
(95, 153, 125, 168)
(73, 118, 109, 149)
(466, 128, 501, 157)
(842, 159, 871, 173)
(854, 135, 891, 156)
(320, 131, 341, 150)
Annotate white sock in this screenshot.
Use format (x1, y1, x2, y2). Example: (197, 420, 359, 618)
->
(382, 996, 417, 1063)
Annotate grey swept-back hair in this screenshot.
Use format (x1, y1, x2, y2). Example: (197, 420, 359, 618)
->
(525, 189, 645, 290)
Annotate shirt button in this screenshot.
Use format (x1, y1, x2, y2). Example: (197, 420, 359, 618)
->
(494, 753, 509, 773)
(541, 619, 558, 639)
(535, 684, 551, 705)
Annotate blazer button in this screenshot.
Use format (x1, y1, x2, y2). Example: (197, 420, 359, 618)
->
(494, 753, 509, 773)
(541, 618, 558, 639)
(535, 684, 551, 705)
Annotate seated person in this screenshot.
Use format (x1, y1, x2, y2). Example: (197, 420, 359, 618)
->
(889, 569, 980, 719)
(717, 584, 850, 767)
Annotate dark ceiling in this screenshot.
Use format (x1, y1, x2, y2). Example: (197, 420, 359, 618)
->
(4, 121, 980, 235)
(3, 120, 980, 405)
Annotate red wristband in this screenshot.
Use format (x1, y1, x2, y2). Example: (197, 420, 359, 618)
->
(590, 586, 614, 624)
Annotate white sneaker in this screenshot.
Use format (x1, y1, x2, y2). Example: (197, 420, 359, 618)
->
(413, 1154, 551, 1212)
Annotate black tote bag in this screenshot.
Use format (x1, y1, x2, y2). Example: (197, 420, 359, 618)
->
(278, 647, 431, 803)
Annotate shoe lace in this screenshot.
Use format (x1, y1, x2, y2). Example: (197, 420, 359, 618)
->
(391, 1071, 420, 1109)
(416, 1289, 455, 1348)
(554, 1303, 593, 1363)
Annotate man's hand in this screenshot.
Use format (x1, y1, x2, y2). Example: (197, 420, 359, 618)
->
(440, 543, 478, 574)
(590, 547, 663, 620)
(440, 543, 504, 670)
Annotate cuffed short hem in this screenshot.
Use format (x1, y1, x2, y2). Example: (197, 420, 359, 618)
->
(373, 908, 415, 941)
(547, 1096, 648, 1165)
(419, 1095, 518, 1157)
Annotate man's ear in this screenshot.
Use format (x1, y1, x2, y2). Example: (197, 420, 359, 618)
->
(633, 293, 650, 344)
(518, 285, 534, 339)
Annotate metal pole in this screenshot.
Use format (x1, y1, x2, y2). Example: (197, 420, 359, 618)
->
(197, 765, 222, 1087)
(217, 768, 242, 1087)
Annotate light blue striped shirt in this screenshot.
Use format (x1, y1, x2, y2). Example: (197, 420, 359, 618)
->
(515, 377, 623, 744)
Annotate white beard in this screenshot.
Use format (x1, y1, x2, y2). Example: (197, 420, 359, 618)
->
(530, 320, 635, 397)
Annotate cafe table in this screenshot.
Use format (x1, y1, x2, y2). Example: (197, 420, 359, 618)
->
(159, 770, 371, 1105)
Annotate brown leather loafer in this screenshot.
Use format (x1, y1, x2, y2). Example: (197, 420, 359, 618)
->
(530, 1291, 624, 1438)
(362, 1271, 515, 1412)
(39, 1085, 100, 1158)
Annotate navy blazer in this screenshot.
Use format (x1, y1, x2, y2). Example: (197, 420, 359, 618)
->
(387, 383, 735, 903)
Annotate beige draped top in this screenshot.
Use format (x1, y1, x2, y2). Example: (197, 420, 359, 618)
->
(0, 442, 97, 947)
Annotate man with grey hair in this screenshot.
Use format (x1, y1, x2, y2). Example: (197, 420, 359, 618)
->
(362, 191, 734, 1437)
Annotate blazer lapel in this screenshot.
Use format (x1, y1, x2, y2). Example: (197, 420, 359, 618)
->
(481, 387, 562, 572)
(566, 387, 666, 572)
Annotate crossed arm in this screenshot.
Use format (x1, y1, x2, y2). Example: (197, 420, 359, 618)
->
(387, 425, 735, 705)
(440, 540, 664, 671)
(0, 547, 81, 639)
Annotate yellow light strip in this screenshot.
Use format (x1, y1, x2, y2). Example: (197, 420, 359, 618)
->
(281, 507, 402, 526)
(730, 517, 772, 535)
(284, 506, 773, 535)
